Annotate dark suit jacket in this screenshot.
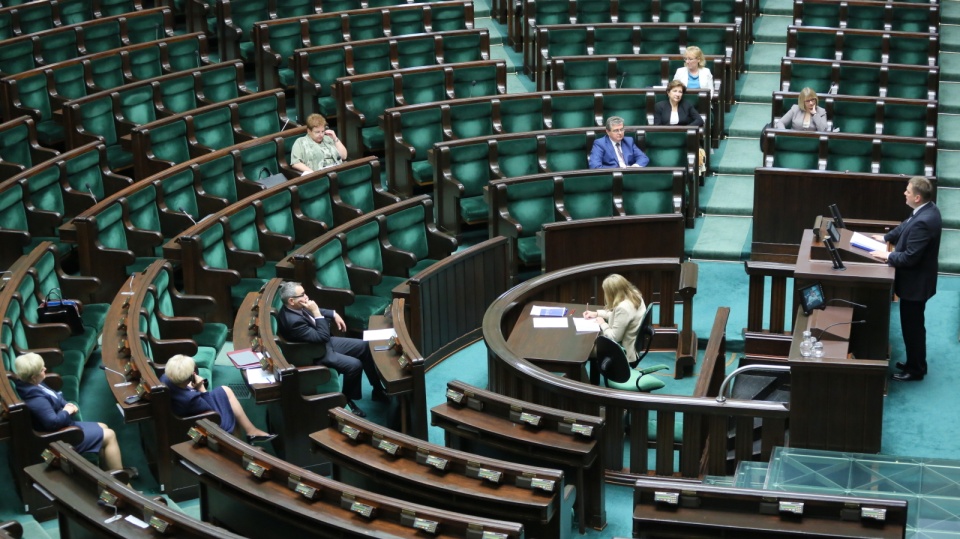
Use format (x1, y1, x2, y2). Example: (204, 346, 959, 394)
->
(276, 305, 334, 361)
(884, 202, 942, 302)
(14, 380, 74, 432)
(652, 99, 704, 127)
(588, 135, 650, 169)
(160, 373, 213, 417)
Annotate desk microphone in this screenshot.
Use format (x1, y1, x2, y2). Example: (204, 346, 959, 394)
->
(618, 72, 627, 88)
(827, 298, 867, 309)
(815, 320, 865, 341)
(98, 499, 122, 524)
(179, 206, 197, 226)
(85, 183, 97, 204)
(99, 364, 133, 387)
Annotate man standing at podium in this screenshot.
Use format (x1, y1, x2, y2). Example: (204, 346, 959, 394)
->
(870, 176, 942, 382)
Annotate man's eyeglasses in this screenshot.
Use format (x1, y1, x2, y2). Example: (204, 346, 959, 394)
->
(291, 293, 307, 299)
(609, 128, 625, 133)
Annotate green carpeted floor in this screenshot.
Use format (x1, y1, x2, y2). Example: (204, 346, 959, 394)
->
(699, 174, 756, 215)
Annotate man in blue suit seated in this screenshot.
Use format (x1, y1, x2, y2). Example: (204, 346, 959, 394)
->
(589, 116, 650, 169)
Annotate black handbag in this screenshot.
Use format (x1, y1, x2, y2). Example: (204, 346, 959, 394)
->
(37, 288, 84, 336)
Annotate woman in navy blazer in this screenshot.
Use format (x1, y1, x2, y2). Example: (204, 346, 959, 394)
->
(14, 352, 128, 471)
(653, 80, 704, 127)
(161, 354, 275, 443)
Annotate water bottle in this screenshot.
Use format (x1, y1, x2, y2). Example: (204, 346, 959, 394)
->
(799, 330, 813, 357)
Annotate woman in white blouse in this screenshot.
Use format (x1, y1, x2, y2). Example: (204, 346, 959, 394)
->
(673, 46, 714, 95)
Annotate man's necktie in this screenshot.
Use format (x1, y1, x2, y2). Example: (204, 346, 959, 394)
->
(615, 142, 626, 167)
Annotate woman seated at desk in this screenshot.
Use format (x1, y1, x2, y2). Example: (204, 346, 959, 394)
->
(584, 274, 647, 361)
(161, 354, 276, 444)
(776, 87, 828, 132)
(653, 80, 705, 127)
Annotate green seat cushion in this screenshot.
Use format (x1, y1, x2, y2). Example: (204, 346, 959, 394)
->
(193, 346, 217, 371)
(516, 236, 541, 266)
(372, 275, 407, 299)
(410, 160, 433, 184)
(80, 303, 110, 333)
(459, 196, 488, 223)
(606, 368, 666, 392)
(195, 322, 228, 351)
(344, 295, 391, 330)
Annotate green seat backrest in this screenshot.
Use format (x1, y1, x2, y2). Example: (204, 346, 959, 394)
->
(53, 62, 88, 102)
(659, 0, 693, 22)
(838, 65, 880, 97)
(16, 73, 55, 124)
(842, 33, 882, 63)
(351, 42, 391, 75)
(260, 189, 296, 239)
(126, 45, 164, 84)
(148, 121, 191, 165)
(308, 16, 350, 45)
(431, 3, 468, 31)
(496, 137, 539, 178)
(619, 0, 652, 21)
(239, 141, 280, 183)
(545, 28, 588, 57)
(0, 184, 29, 233)
(602, 93, 648, 128)
(551, 94, 595, 129)
(845, 3, 885, 30)
(80, 20, 123, 54)
(644, 131, 688, 168)
(886, 66, 931, 100)
(0, 13, 13, 41)
(500, 98, 545, 133)
(832, 100, 877, 135)
(385, 204, 429, 260)
(561, 59, 608, 90)
(34, 249, 63, 303)
(200, 63, 244, 103)
(5, 299, 31, 351)
(126, 11, 167, 44)
(786, 62, 832, 93)
(344, 219, 383, 272)
(563, 174, 614, 219)
(294, 174, 334, 226)
(57, 0, 96, 25)
(385, 7, 426, 35)
(88, 54, 124, 91)
(78, 96, 120, 146)
(265, 22, 303, 71)
(16, 267, 41, 323)
(637, 26, 680, 55)
(504, 179, 556, 238)
(158, 73, 199, 114)
(396, 36, 438, 69)
(0, 122, 35, 169)
(622, 171, 675, 214)
(166, 37, 205, 73)
(441, 32, 483, 63)
(0, 38, 36, 75)
(616, 58, 664, 89)
(545, 133, 589, 172)
(14, 2, 56, 35)
(152, 267, 177, 317)
(24, 166, 65, 216)
(883, 102, 929, 138)
(579, 0, 613, 23)
(334, 164, 376, 213)
(99, 0, 141, 16)
(160, 169, 199, 220)
(889, 35, 932, 67)
(307, 49, 347, 100)
(96, 202, 130, 250)
(228, 205, 261, 253)
(449, 102, 494, 139)
(799, 2, 840, 27)
(879, 141, 926, 176)
(227, 0, 270, 41)
(452, 64, 499, 99)
(64, 144, 117, 201)
(699, 0, 736, 22)
(890, 5, 932, 33)
(192, 107, 235, 150)
(38, 28, 79, 65)
(313, 240, 351, 289)
(691, 26, 729, 57)
(196, 154, 239, 203)
(593, 27, 637, 55)
(795, 30, 836, 61)
(773, 133, 820, 169)
(826, 137, 872, 173)
(117, 85, 158, 127)
(401, 70, 445, 105)
(401, 108, 443, 160)
(237, 94, 282, 138)
(199, 223, 229, 269)
(449, 142, 491, 197)
(125, 184, 163, 236)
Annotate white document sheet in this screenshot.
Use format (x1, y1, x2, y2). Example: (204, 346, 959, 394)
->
(530, 305, 567, 317)
(245, 367, 276, 385)
(363, 328, 397, 341)
(573, 317, 601, 333)
(533, 317, 570, 328)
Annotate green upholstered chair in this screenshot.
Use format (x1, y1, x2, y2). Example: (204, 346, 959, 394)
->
(22, 167, 68, 222)
(441, 31, 486, 63)
(0, 38, 37, 75)
(393, 107, 444, 191)
(602, 93, 649, 128)
(4, 2, 55, 36)
(838, 64, 880, 97)
(236, 93, 287, 139)
(618, 0, 653, 21)
(227, 205, 275, 279)
(659, 0, 693, 23)
(62, 143, 132, 202)
(301, 47, 348, 117)
(218, 0, 270, 62)
(37, 27, 79, 65)
(9, 72, 64, 146)
(401, 69, 447, 105)
(500, 97, 547, 133)
(883, 102, 933, 138)
(447, 142, 492, 228)
(543, 94, 596, 130)
(842, 32, 883, 63)
(351, 42, 392, 75)
(342, 77, 393, 154)
(258, 188, 324, 249)
(116, 85, 158, 128)
(542, 28, 588, 59)
(124, 185, 166, 256)
(343, 219, 405, 299)
(452, 63, 501, 98)
(0, 184, 40, 267)
(890, 4, 936, 33)
(199, 62, 248, 104)
(149, 262, 228, 353)
(238, 139, 284, 187)
(431, 2, 471, 31)
(0, 118, 59, 181)
(772, 132, 821, 170)
(380, 201, 456, 277)
(879, 140, 930, 176)
(830, 99, 878, 135)
(194, 222, 267, 310)
(826, 137, 873, 173)
(260, 21, 306, 90)
(794, 29, 837, 61)
(386, 6, 428, 36)
(545, 133, 590, 172)
(642, 130, 691, 170)
(32, 246, 107, 334)
(530, 0, 570, 29)
(125, 43, 164, 82)
(637, 26, 680, 55)
(396, 35, 439, 69)
(886, 66, 934, 100)
(94, 202, 159, 273)
(798, 1, 840, 28)
(140, 292, 215, 372)
(191, 107, 236, 151)
(158, 169, 201, 226)
(784, 61, 832, 94)
(845, 2, 885, 30)
(495, 137, 539, 179)
(196, 154, 240, 206)
(616, 57, 666, 89)
(292, 175, 337, 229)
(51, 62, 90, 104)
(87, 54, 125, 91)
(621, 170, 680, 215)
(556, 58, 609, 90)
(79, 20, 123, 55)
(142, 120, 195, 172)
(448, 101, 495, 139)
(579, 0, 613, 23)
(501, 179, 558, 266)
(307, 14, 351, 45)
(562, 173, 616, 219)
(311, 239, 390, 331)
(71, 96, 133, 173)
(330, 161, 381, 214)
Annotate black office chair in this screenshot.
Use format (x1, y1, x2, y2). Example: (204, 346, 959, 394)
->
(596, 305, 668, 393)
(629, 304, 656, 368)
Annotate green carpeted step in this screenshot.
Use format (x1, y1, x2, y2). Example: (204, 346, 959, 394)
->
(506, 72, 536, 93)
(942, 82, 960, 114)
(939, 229, 960, 274)
(699, 174, 754, 215)
(25, 520, 54, 539)
(942, 52, 960, 82)
(744, 42, 785, 72)
(713, 137, 763, 174)
(946, 2, 960, 25)
(736, 72, 780, 103)
(759, 0, 794, 16)
(940, 150, 960, 188)
(688, 215, 753, 261)
(940, 114, 960, 150)
(939, 188, 960, 229)
(478, 18, 507, 47)
(944, 25, 960, 53)
(726, 103, 771, 137)
(753, 14, 791, 43)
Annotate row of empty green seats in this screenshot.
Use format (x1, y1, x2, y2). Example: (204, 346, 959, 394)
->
(253, 0, 476, 97)
(786, 25, 938, 66)
(0, 32, 213, 148)
(0, 0, 144, 40)
(780, 57, 938, 100)
(793, 0, 939, 34)
(337, 60, 507, 158)
(0, 6, 173, 78)
(763, 129, 935, 177)
(0, 116, 58, 182)
(294, 28, 488, 120)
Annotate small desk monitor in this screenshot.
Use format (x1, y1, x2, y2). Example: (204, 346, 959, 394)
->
(799, 283, 826, 316)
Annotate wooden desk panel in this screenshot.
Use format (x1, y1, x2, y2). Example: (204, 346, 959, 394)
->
(506, 301, 597, 382)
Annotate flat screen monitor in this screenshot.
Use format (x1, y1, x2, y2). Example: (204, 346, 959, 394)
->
(799, 282, 826, 316)
(826, 220, 841, 244)
(829, 203, 845, 229)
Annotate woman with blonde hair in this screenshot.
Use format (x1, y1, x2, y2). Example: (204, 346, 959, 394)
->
(14, 353, 132, 475)
(584, 274, 647, 361)
(161, 354, 275, 443)
(672, 46, 714, 94)
(775, 87, 828, 131)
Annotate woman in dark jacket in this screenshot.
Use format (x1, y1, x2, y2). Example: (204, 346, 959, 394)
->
(653, 80, 704, 127)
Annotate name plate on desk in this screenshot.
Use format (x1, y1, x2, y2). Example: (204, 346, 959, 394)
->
(401, 510, 439, 534)
(467, 462, 502, 484)
(341, 494, 375, 518)
(510, 408, 542, 427)
(373, 434, 400, 456)
(559, 420, 594, 437)
(417, 450, 449, 471)
(339, 424, 361, 440)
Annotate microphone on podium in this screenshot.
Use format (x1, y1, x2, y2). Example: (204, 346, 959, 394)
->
(815, 320, 866, 341)
(827, 298, 867, 309)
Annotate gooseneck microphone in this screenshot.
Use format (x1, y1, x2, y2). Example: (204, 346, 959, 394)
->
(179, 206, 197, 226)
(827, 298, 867, 309)
(99, 364, 126, 378)
(815, 320, 866, 341)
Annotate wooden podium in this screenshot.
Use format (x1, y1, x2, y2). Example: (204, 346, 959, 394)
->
(788, 229, 894, 452)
